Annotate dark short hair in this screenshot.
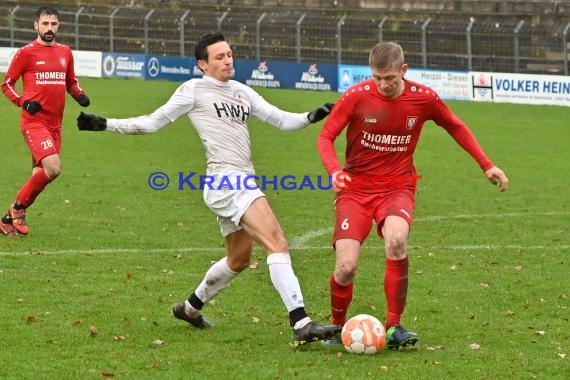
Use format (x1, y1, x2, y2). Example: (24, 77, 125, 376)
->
(194, 33, 227, 61)
(35, 6, 59, 21)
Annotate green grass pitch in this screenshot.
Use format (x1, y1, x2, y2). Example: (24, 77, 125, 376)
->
(1, 77, 568, 379)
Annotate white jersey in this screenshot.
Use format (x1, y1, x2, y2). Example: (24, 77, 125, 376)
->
(106, 75, 311, 174)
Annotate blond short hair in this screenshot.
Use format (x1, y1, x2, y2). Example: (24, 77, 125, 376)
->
(369, 42, 405, 70)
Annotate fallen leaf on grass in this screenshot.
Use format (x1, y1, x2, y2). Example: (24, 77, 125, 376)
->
(114, 335, 126, 341)
(557, 353, 566, 359)
(426, 345, 444, 351)
(89, 325, 97, 336)
(101, 371, 114, 378)
(153, 339, 163, 345)
(26, 315, 38, 324)
(72, 320, 81, 328)
(468, 343, 481, 350)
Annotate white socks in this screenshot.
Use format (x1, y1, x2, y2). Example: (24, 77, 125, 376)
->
(267, 253, 306, 312)
(185, 257, 239, 317)
(184, 253, 310, 328)
(293, 316, 311, 330)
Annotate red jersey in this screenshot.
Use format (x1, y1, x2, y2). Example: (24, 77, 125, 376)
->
(1, 40, 85, 129)
(318, 78, 494, 192)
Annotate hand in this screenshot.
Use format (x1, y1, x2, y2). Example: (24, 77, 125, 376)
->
(23, 100, 42, 115)
(332, 170, 352, 192)
(307, 103, 334, 123)
(485, 166, 509, 192)
(76, 94, 90, 107)
(77, 111, 107, 131)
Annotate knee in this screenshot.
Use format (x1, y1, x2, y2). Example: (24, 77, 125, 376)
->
(335, 257, 358, 284)
(43, 165, 61, 180)
(385, 232, 407, 259)
(227, 252, 252, 272)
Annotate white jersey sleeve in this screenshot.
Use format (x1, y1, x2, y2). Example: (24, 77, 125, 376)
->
(106, 83, 194, 134)
(240, 85, 310, 131)
(105, 75, 312, 175)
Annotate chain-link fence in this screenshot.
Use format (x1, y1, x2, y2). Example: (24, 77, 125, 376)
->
(1, 3, 569, 75)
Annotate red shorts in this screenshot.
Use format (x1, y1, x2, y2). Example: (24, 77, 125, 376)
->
(333, 190, 415, 244)
(21, 122, 61, 167)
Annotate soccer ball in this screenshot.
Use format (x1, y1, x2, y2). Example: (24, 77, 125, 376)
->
(341, 314, 386, 354)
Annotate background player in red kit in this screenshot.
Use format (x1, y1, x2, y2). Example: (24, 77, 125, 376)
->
(317, 42, 509, 349)
(0, 6, 90, 236)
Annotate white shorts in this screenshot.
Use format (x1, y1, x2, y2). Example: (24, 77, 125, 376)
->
(203, 171, 265, 237)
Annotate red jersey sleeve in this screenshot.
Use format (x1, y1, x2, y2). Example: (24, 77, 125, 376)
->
(317, 91, 354, 175)
(1, 47, 26, 107)
(431, 96, 494, 171)
(65, 49, 85, 100)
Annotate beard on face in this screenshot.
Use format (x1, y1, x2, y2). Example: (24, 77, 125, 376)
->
(39, 31, 55, 42)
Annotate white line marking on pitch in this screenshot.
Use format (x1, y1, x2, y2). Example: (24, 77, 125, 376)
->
(1, 244, 569, 257)
(1, 211, 568, 256)
(290, 211, 570, 248)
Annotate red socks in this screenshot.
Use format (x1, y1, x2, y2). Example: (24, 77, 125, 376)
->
(330, 274, 353, 326)
(15, 169, 51, 208)
(384, 257, 409, 329)
(331, 257, 409, 329)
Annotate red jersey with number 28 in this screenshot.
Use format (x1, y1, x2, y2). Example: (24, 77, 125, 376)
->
(318, 78, 494, 192)
(1, 40, 84, 129)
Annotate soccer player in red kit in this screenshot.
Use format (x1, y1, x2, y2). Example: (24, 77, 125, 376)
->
(318, 42, 509, 349)
(0, 6, 90, 236)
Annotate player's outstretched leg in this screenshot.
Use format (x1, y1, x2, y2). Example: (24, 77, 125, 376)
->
(386, 324, 418, 350)
(291, 322, 342, 347)
(171, 302, 213, 329)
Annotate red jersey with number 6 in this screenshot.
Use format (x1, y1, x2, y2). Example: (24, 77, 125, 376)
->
(318, 78, 494, 192)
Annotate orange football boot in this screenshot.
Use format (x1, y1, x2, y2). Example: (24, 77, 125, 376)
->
(9, 206, 28, 235)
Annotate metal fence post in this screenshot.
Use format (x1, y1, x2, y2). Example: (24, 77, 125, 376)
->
(466, 17, 475, 71)
(217, 11, 228, 33)
(377, 15, 387, 42)
(514, 20, 524, 73)
(109, 8, 120, 52)
(179, 10, 189, 57)
(256, 12, 266, 61)
(337, 15, 347, 64)
(144, 9, 155, 55)
(296, 13, 306, 63)
(563, 22, 570, 76)
(421, 18, 431, 68)
(9, 5, 20, 47)
(74, 6, 85, 50)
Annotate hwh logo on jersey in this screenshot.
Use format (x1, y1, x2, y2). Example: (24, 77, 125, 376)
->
(213, 102, 250, 123)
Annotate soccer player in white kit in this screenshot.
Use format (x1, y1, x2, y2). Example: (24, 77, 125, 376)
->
(77, 33, 339, 346)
